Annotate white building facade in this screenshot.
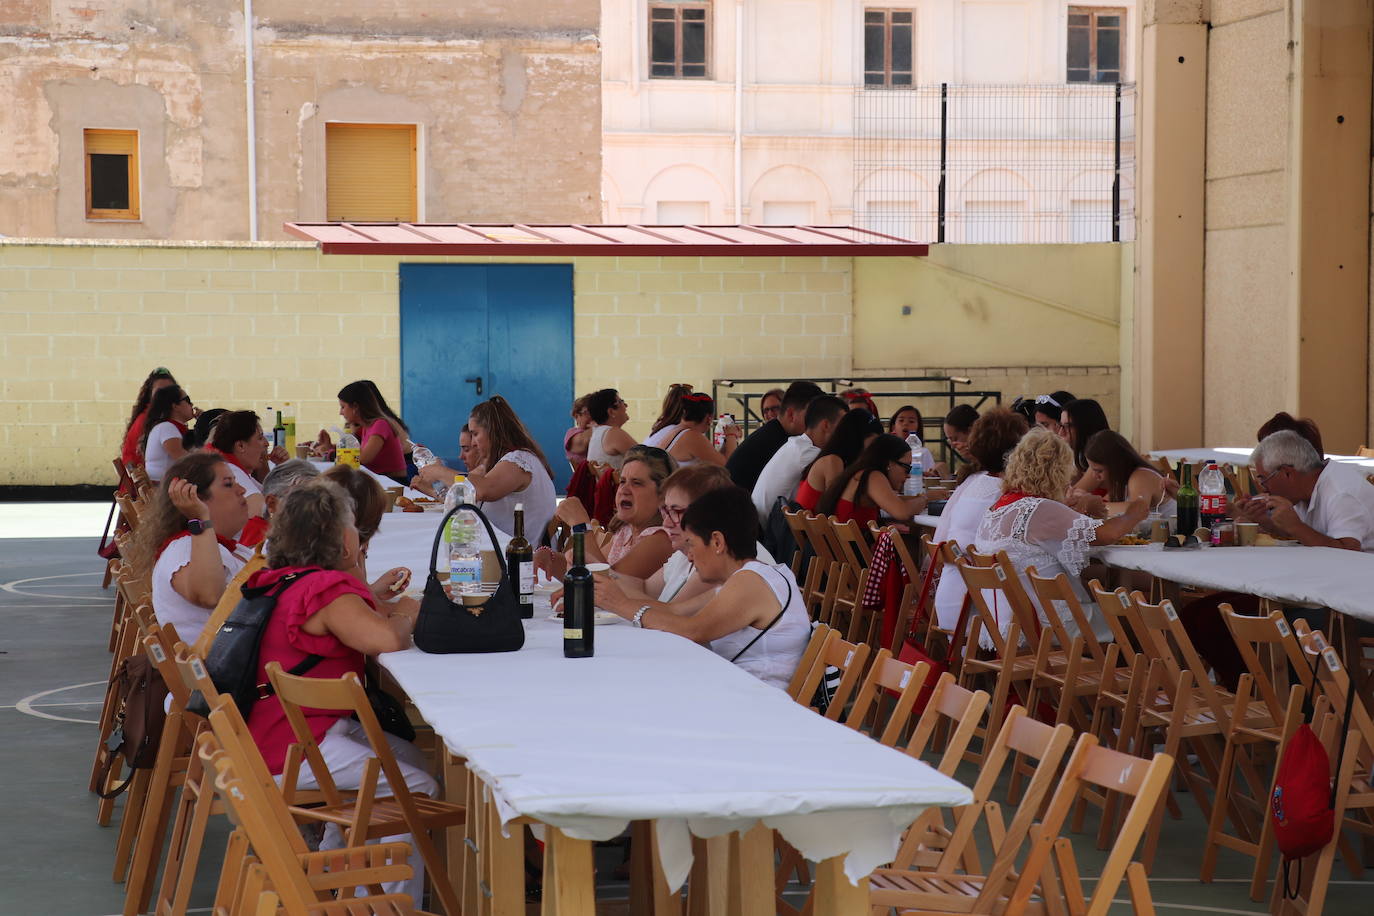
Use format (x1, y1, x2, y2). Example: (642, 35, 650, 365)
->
(601, 0, 1137, 243)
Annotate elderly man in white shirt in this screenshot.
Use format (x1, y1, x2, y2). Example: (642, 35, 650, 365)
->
(1237, 430, 1374, 550)
(750, 395, 848, 524)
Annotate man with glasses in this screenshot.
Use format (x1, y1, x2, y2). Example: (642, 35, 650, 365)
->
(758, 388, 785, 424)
(1237, 430, 1374, 550)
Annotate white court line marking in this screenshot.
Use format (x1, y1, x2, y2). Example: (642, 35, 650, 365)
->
(14, 680, 105, 724)
(0, 571, 106, 602)
(0, 700, 103, 709)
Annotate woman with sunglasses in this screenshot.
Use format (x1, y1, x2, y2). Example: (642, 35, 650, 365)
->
(814, 434, 928, 525)
(121, 367, 178, 471)
(141, 385, 198, 481)
(1031, 390, 1075, 436)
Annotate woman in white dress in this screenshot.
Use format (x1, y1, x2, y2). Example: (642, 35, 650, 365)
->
(141, 384, 197, 481)
(596, 485, 809, 690)
(973, 428, 1147, 646)
(932, 408, 1029, 629)
(465, 396, 558, 539)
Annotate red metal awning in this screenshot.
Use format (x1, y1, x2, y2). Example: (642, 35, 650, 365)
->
(283, 222, 929, 257)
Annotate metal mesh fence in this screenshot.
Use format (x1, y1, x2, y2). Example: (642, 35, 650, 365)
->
(853, 83, 1135, 244)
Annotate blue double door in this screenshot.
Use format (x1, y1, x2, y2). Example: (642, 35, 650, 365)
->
(399, 264, 574, 491)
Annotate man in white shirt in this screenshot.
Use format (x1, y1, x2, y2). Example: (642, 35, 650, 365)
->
(750, 395, 848, 525)
(1239, 430, 1374, 550)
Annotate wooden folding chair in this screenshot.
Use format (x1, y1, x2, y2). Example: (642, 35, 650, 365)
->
(790, 629, 870, 721)
(198, 728, 435, 915)
(884, 704, 1070, 877)
(786, 624, 832, 704)
(904, 673, 992, 779)
(783, 507, 814, 581)
(1202, 606, 1315, 897)
(800, 513, 842, 625)
(953, 550, 1041, 764)
(242, 860, 424, 916)
(868, 733, 1174, 916)
(840, 648, 931, 744)
(267, 663, 466, 915)
(828, 517, 878, 646)
(191, 546, 267, 658)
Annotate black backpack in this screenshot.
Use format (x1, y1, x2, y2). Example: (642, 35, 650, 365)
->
(188, 569, 323, 718)
(762, 496, 802, 568)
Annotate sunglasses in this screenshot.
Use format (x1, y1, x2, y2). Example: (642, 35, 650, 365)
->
(893, 460, 913, 474)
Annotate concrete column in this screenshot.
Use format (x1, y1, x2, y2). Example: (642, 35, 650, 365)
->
(1287, 0, 1372, 453)
(1132, 5, 1207, 450)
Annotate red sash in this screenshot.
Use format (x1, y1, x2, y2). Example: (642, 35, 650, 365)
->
(157, 528, 240, 560)
(992, 489, 1032, 510)
(238, 515, 269, 548)
(205, 445, 252, 476)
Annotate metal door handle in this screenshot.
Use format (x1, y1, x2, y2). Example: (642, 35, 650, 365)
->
(465, 376, 483, 396)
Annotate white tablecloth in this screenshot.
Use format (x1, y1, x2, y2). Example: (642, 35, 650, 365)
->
(1149, 446, 1374, 470)
(367, 508, 511, 580)
(307, 459, 430, 500)
(380, 617, 971, 890)
(912, 514, 941, 529)
(1094, 544, 1374, 621)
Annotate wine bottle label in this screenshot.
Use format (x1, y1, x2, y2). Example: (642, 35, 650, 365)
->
(563, 628, 583, 639)
(517, 561, 534, 602)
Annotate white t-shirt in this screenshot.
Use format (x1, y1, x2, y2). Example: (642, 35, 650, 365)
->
(151, 536, 248, 646)
(479, 450, 556, 543)
(1298, 463, 1374, 550)
(931, 471, 1002, 629)
(144, 421, 183, 481)
(751, 434, 821, 525)
(708, 561, 810, 691)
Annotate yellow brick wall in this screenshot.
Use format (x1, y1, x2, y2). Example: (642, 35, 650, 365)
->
(0, 241, 853, 484)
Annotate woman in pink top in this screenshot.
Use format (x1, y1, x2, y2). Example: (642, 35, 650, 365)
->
(245, 477, 431, 902)
(338, 380, 409, 483)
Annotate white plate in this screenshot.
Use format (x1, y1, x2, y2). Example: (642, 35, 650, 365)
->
(543, 610, 625, 626)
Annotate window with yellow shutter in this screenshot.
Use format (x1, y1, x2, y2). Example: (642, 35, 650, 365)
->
(326, 123, 418, 222)
(84, 129, 140, 220)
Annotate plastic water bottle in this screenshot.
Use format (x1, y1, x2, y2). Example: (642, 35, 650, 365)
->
(336, 428, 361, 468)
(1199, 462, 1227, 530)
(903, 433, 926, 497)
(445, 475, 481, 592)
(412, 444, 447, 497)
(713, 414, 734, 451)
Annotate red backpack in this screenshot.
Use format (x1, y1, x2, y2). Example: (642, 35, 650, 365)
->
(1270, 649, 1355, 898)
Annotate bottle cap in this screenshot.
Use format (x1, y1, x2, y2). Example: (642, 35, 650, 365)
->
(515, 502, 524, 511)
(454, 474, 465, 483)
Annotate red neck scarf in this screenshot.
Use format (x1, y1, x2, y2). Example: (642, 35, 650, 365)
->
(238, 515, 269, 548)
(992, 489, 1033, 510)
(157, 528, 240, 559)
(169, 419, 189, 435)
(205, 445, 252, 476)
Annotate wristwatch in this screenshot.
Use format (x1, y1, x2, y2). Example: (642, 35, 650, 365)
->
(571, 522, 589, 535)
(631, 605, 651, 628)
(186, 518, 214, 536)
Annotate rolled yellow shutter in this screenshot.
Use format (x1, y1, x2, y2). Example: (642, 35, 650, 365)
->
(326, 123, 417, 222)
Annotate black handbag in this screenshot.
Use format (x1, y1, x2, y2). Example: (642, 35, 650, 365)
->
(412, 502, 526, 654)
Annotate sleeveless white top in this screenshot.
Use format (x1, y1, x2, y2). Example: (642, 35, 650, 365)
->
(643, 426, 677, 449)
(143, 421, 183, 481)
(479, 449, 557, 541)
(664, 428, 700, 467)
(708, 561, 810, 691)
(587, 425, 625, 469)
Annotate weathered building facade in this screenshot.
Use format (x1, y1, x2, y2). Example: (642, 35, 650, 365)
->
(0, 0, 602, 241)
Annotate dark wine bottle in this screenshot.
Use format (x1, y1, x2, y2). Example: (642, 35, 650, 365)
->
(1175, 461, 1199, 536)
(507, 502, 535, 619)
(272, 409, 286, 452)
(563, 531, 594, 658)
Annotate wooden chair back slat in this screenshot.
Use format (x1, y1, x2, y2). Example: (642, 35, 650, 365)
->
(1027, 567, 1106, 664)
(843, 649, 931, 745)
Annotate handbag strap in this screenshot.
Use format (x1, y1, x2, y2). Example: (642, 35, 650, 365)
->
(428, 502, 509, 580)
(730, 568, 794, 663)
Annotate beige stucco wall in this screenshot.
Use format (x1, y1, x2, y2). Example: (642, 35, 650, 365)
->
(853, 243, 1126, 425)
(0, 0, 600, 241)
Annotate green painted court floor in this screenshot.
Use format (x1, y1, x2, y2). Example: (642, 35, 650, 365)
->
(1, 503, 1369, 915)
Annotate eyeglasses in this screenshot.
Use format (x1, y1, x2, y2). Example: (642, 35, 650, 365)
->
(1254, 465, 1290, 490)
(660, 505, 686, 526)
(179, 396, 194, 405)
(893, 460, 913, 474)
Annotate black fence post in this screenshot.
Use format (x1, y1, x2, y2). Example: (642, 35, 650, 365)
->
(1112, 82, 1122, 243)
(938, 83, 948, 244)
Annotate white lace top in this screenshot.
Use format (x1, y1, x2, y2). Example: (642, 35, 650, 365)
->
(972, 496, 1112, 648)
(479, 449, 556, 542)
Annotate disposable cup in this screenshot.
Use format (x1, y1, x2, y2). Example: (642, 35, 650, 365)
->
(1236, 522, 1260, 547)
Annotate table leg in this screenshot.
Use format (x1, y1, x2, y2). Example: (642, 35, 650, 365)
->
(630, 821, 683, 916)
(687, 835, 730, 916)
(441, 750, 467, 909)
(811, 855, 868, 916)
(542, 827, 595, 916)
(481, 787, 525, 916)
(728, 823, 774, 916)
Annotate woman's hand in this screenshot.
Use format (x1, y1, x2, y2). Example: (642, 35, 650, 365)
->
(534, 546, 569, 581)
(594, 573, 636, 616)
(555, 497, 591, 527)
(387, 595, 420, 622)
(466, 463, 488, 483)
(1120, 495, 1150, 525)
(1066, 489, 1107, 519)
(167, 477, 210, 521)
(268, 445, 289, 465)
(369, 567, 412, 601)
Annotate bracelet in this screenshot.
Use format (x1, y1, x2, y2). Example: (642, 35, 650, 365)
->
(631, 605, 651, 628)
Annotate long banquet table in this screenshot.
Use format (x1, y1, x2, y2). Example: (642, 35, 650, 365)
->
(368, 512, 972, 913)
(1094, 543, 1374, 622)
(1149, 446, 1374, 470)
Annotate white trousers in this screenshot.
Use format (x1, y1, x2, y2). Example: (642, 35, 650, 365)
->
(291, 717, 439, 903)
